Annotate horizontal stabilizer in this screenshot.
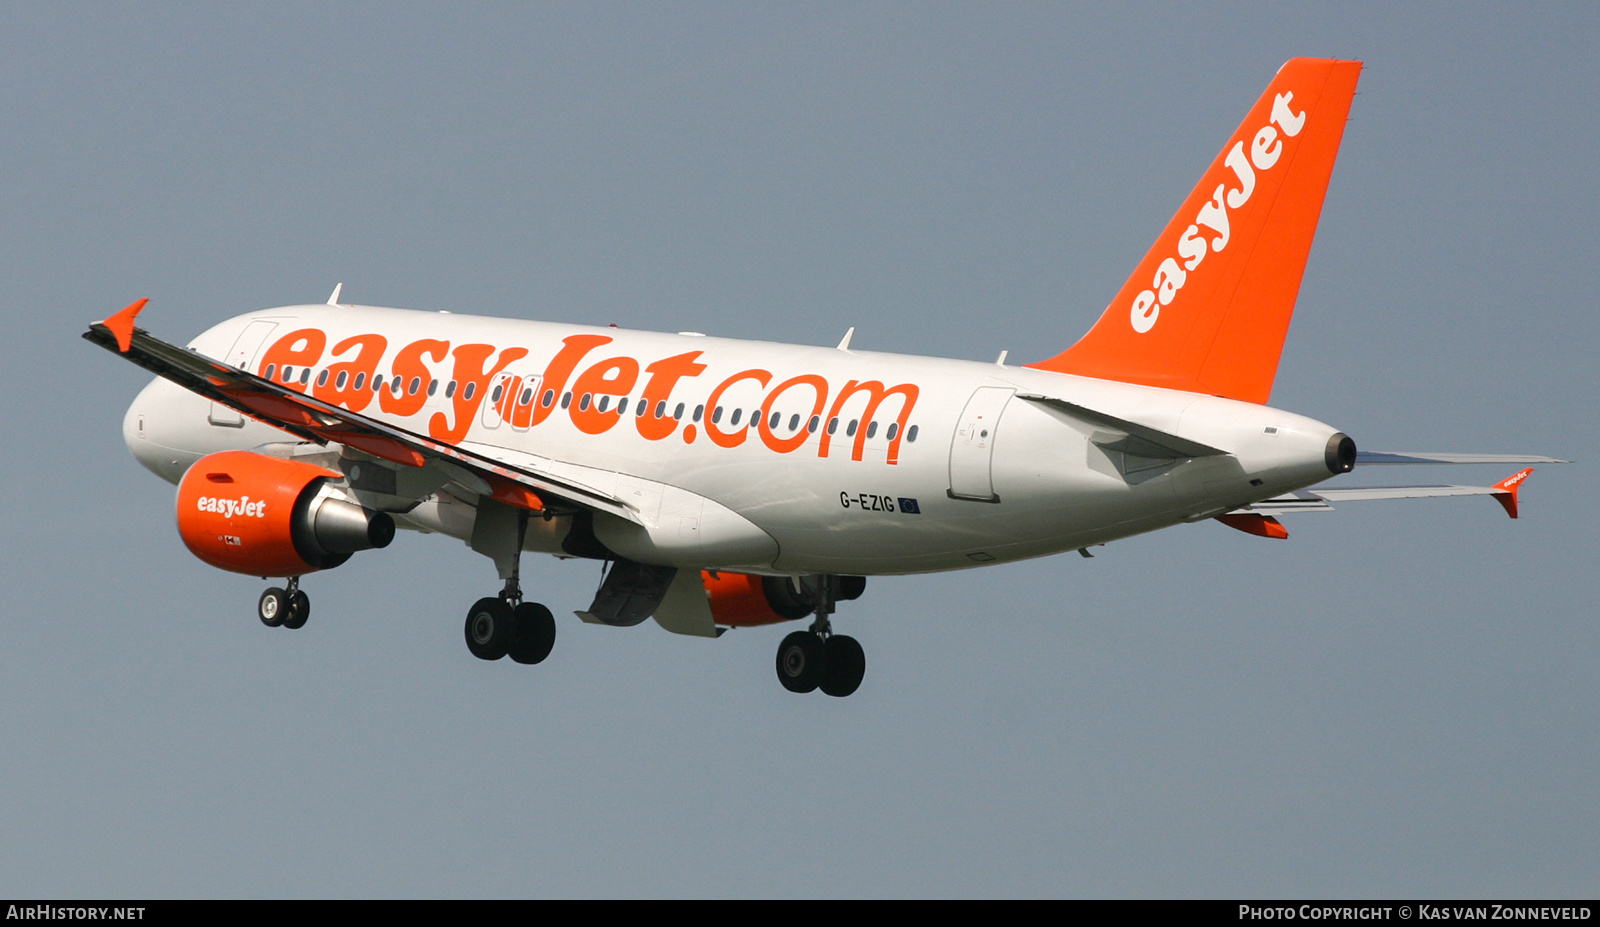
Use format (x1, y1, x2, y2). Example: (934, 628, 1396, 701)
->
(1235, 468, 1537, 520)
(1357, 451, 1568, 466)
(1015, 393, 1226, 459)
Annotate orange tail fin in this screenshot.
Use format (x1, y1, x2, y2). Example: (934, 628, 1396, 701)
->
(1028, 58, 1363, 404)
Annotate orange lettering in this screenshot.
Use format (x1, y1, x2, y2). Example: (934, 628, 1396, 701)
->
(703, 369, 772, 449)
(818, 380, 920, 463)
(636, 351, 708, 441)
(529, 335, 613, 427)
(428, 344, 529, 443)
(568, 356, 640, 435)
(312, 333, 388, 412)
(379, 338, 449, 418)
(256, 329, 326, 393)
(759, 374, 828, 454)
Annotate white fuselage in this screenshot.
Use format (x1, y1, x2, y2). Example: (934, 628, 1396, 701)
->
(124, 305, 1344, 576)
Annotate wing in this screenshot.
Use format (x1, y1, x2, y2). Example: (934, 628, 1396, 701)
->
(85, 299, 642, 523)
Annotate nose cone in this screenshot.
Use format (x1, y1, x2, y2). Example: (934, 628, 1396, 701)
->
(123, 377, 192, 484)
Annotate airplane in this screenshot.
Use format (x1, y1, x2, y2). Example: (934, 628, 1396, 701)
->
(86, 57, 1564, 697)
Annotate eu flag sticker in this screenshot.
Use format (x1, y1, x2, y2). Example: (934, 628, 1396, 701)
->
(898, 497, 921, 515)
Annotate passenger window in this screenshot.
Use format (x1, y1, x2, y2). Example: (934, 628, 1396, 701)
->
(428, 380, 438, 396)
(281, 366, 294, 382)
(846, 420, 858, 437)
(520, 387, 533, 405)
(674, 403, 685, 420)
(867, 421, 878, 438)
(694, 404, 704, 422)
(597, 395, 609, 413)
(491, 384, 503, 403)
(579, 393, 592, 411)
(317, 370, 329, 387)
(730, 409, 742, 426)
(300, 369, 311, 385)
(769, 412, 780, 430)
(445, 380, 456, 398)
(655, 400, 666, 418)
(354, 373, 366, 390)
(907, 425, 919, 442)
(561, 392, 571, 409)
(886, 422, 898, 440)
(808, 416, 819, 433)
(264, 364, 277, 381)
(337, 371, 349, 390)
(463, 382, 476, 401)
(542, 389, 554, 407)
(411, 377, 422, 395)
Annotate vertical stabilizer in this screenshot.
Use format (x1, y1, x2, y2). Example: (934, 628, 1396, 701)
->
(1028, 58, 1363, 404)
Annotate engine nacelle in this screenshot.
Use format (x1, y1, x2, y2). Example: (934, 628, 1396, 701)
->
(701, 572, 866, 627)
(176, 451, 394, 577)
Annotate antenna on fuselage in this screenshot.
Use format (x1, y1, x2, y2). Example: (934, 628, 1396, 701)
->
(836, 327, 855, 351)
(327, 283, 343, 306)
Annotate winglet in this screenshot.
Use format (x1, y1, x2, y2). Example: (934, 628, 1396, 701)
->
(102, 298, 149, 353)
(327, 283, 343, 306)
(1491, 467, 1534, 519)
(1216, 513, 1290, 539)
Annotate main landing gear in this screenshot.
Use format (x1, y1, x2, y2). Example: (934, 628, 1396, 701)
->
(258, 577, 310, 630)
(775, 575, 866, 697)
(464, 577, 557, 665)
(463, 499, 556, 665)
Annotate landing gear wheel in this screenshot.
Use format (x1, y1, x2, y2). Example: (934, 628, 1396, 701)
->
(465, 597, 515, 661)
(509, 602, 556, 665)
(820, 635, 866, 697)
(258, 587, 288, 628)
(776, 631, 828, 693)
(283, 590, 310, 630)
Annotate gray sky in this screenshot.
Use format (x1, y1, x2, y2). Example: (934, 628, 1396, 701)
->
(3, 3, 1597, 898)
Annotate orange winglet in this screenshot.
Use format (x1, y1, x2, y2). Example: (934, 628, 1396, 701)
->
(102, 298, 149, 353)
(1490, 467, 1533, 519)
(486, 474, 544, 511)
(1215, 513, 1290, 539)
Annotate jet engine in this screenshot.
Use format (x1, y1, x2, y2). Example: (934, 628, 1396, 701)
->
(701, 571, 865, 626)
(176, 450, 393, 577)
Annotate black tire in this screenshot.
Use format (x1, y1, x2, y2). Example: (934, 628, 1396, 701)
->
(838, 575, 867, 601)
(258, 587, 288, 628)
(820, 635, 866, 698)
(775, 631, 828, 693)
(283, 589, 310, 630)
(509, 602, 557, 665)
(464, 597, 515, 661)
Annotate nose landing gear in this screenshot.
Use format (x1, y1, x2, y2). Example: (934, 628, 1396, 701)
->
(774, 575, 866, 697)
(258, 577, 310, 630)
